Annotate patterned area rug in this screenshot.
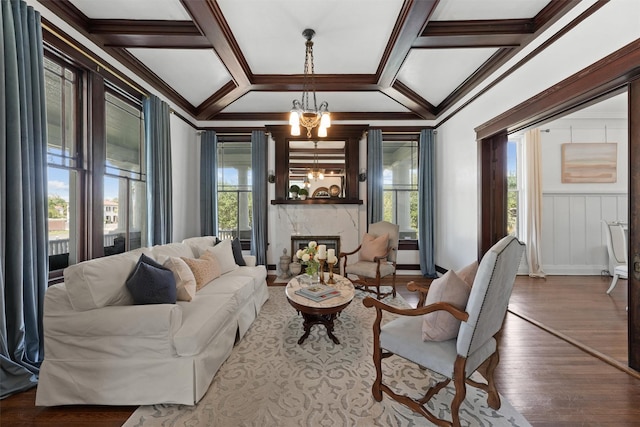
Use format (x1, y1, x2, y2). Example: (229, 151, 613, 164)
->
(123, 287, 530, 427)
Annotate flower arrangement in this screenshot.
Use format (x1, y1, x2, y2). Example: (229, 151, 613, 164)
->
(296, 241, 320, 277)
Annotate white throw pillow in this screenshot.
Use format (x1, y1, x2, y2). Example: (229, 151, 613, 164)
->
(163, 256, 197, 301)
(204, 239, 239, 275)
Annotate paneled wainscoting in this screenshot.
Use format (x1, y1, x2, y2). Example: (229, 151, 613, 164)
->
(540, 191, 627, 275)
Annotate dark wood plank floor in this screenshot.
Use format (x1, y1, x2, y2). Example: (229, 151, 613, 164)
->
(1, 274, 638, 426)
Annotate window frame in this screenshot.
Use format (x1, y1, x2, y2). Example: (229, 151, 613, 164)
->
(381, 133, 421, 251)
(216, 135, 253, 250)
(43, 29, 148, 282)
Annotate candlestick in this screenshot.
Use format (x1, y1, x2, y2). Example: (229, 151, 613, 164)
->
(327, 259, 336, 285)
(318, 258, 326, 284)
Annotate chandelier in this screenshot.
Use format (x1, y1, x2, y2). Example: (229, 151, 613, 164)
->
(307, 141, 324, 181)
(289, 28, 330, 138)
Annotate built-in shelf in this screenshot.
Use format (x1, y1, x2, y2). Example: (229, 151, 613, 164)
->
(271, 199, 363, 205)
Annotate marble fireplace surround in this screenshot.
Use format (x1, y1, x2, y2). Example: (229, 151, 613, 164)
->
(270, 204, 364, 268)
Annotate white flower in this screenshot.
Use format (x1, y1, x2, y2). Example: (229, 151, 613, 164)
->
(296, 249, 303, 259)
(302, 253, 311, 262)
(308, 241, 317, 248)
(313, 254, 319, 262)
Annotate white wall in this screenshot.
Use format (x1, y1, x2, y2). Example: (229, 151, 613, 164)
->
(170, 115, 200, 242)
(537, 116, 628, 274)
(434, 0, 639, 271)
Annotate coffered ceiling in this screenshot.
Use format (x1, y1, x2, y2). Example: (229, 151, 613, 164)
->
(37, 0, 581, 124)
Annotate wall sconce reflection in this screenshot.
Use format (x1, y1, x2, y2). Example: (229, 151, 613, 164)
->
(268, 169, 276, 183)
(358, 168, 367, 182)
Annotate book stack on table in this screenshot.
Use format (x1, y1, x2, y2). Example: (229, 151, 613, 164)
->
(295, 284, 341, 302)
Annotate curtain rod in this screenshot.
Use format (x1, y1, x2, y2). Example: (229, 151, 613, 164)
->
(42, 22, 148, 98)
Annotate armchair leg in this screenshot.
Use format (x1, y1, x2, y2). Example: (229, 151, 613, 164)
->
(484, 350, 501, 409)
(451, 356, 467, 427)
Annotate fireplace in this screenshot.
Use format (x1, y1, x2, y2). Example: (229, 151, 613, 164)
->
(291, 235, 341, 259)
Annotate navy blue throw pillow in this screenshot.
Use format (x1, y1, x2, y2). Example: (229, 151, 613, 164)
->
(231, 237, 246, 266)
(126, 255, 177, 304)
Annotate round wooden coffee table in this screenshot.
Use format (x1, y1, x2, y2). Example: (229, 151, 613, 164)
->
(285, 274, 355, 345)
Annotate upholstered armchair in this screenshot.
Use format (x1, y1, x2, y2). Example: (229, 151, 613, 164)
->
(363, 235, 525, 427)
(340, 221, 399, 299)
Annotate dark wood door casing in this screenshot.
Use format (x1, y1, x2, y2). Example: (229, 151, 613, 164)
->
(629, 77, 639, 369)
(478, 131, 508, 259)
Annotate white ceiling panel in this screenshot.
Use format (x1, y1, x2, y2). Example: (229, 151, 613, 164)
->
(222, 91, 410, 113)
(431, 0, 550, 21)
(127, 49, 230, 106)
(217, 0, 404, 75)
(70, 0, 191, 20)
(398, 48, 498, 106)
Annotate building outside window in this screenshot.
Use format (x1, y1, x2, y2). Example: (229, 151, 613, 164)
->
(217, 140, 252, 243)
(382, 139, 419, 241)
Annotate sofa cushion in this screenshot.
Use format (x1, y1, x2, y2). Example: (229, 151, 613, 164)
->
(196, 274, 256, 303)
(163, 256, 197, 301)
(150, 242, 194, 263)
(64, 248, 151, 311)
(126, 257, 177, 305)
(231, 237, 246, 266)
(173, 293, 238, 356)
(204, 239, 238, 275)
(359, 232, 389, 262)
(182, 236, 218, 257)
(181, 252, 221, 291)
(422, 270, 471, 342)
(224, 265, 268, 293)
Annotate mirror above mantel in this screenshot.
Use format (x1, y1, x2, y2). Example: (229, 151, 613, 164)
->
(268, 125, 366, 204)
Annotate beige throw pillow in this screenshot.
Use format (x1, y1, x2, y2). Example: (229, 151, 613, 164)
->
(456, 260, 479, 287)
(205, 239, 239, 275)
(163, 256, 197, 301)
(181, 252, 221, 291)
(359, 232, 389, 262)
(422, 270, 471, 342)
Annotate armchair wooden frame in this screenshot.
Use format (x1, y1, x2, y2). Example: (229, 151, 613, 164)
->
(340, 245, 397, 300)
(363, 281, 503, 427)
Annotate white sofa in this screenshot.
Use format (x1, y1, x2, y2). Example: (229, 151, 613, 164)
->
(35, 236, 268, 406)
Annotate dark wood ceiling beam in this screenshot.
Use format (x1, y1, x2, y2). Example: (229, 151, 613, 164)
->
(382, 80, 437, 119)
(213, 111, 421, 121)
(89, 20, 212, 48)
(251, 74, 379, 91)
(180, 0, 251, 86)
(196, 81, 249, 120)
(415, 20, 533, 48)
(377, 0, 439, 88)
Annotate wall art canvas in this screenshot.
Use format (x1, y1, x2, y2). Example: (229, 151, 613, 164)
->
(561, 142, 617, 183)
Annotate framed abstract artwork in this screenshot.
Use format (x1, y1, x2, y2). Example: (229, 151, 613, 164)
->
(561, 143, 617, 183)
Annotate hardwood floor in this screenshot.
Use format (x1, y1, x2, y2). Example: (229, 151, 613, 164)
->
(2, 274, 638, 426)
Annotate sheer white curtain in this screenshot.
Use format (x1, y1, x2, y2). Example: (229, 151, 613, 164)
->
(523, 129, 546, 278)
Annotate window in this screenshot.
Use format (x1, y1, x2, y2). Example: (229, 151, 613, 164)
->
(44, 56, 80, 272)
(44, 43, 147, 277)
(217, 140, 252, 243)
(382, 139, 419, 241)
(104, 90, 146, 255)
(507, 138, 522, 237)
